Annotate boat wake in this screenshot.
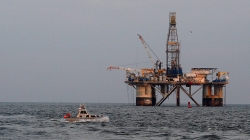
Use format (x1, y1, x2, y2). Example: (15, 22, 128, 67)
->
(85, 116, 110, 122)
(65, 116, 110, 123)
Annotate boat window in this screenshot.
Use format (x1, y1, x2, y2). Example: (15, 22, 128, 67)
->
(80, 115, 82, 117)
(91, 115, 96, 118)
(80, 111, 87, 114)
(86, 115, 89, 117)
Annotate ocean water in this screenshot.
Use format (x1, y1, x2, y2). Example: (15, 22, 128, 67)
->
(0, 103, 250, 140)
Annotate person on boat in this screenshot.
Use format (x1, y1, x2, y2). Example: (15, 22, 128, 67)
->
(64, 112, 71, 118)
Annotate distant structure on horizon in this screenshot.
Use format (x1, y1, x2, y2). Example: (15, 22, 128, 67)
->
(107, 12, 229, 107)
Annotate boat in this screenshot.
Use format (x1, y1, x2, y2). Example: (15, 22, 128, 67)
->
(63, 104, 109, 122)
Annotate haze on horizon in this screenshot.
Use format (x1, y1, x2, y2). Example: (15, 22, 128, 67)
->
(0, 1, 249, 104)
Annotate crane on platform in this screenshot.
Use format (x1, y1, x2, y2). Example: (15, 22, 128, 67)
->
(137, 34, 162, 70)
(137, 34, 154, 66)
(106, 66, 141, 73)
(107, 66, 154, 77)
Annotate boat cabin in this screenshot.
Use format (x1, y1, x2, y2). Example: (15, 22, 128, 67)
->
(76, 104, 102, 118)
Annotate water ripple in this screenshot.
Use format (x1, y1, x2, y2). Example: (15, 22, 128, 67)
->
(0, 103, 250, 139)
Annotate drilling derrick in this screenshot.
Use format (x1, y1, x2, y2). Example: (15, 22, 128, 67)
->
(166, 12, 182, 77)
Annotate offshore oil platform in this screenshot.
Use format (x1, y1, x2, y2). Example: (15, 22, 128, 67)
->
(107, 12, 229, 107)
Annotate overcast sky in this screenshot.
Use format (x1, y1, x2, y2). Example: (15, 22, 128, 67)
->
(0, 0, 249, 104)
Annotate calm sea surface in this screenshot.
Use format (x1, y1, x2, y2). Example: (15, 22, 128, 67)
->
(0, 102, 250, 140)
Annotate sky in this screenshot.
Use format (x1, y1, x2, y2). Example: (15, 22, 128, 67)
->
(0, 0, 249, 104)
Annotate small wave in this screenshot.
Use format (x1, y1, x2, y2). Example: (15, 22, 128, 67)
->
(96, 116, 110, 122)
(0, 114, 34, 119)
(198, 134, 221, 139)
(78, 116, 110, 122)
(64, 116, 110, 123)
(50, 118, 66, 122)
